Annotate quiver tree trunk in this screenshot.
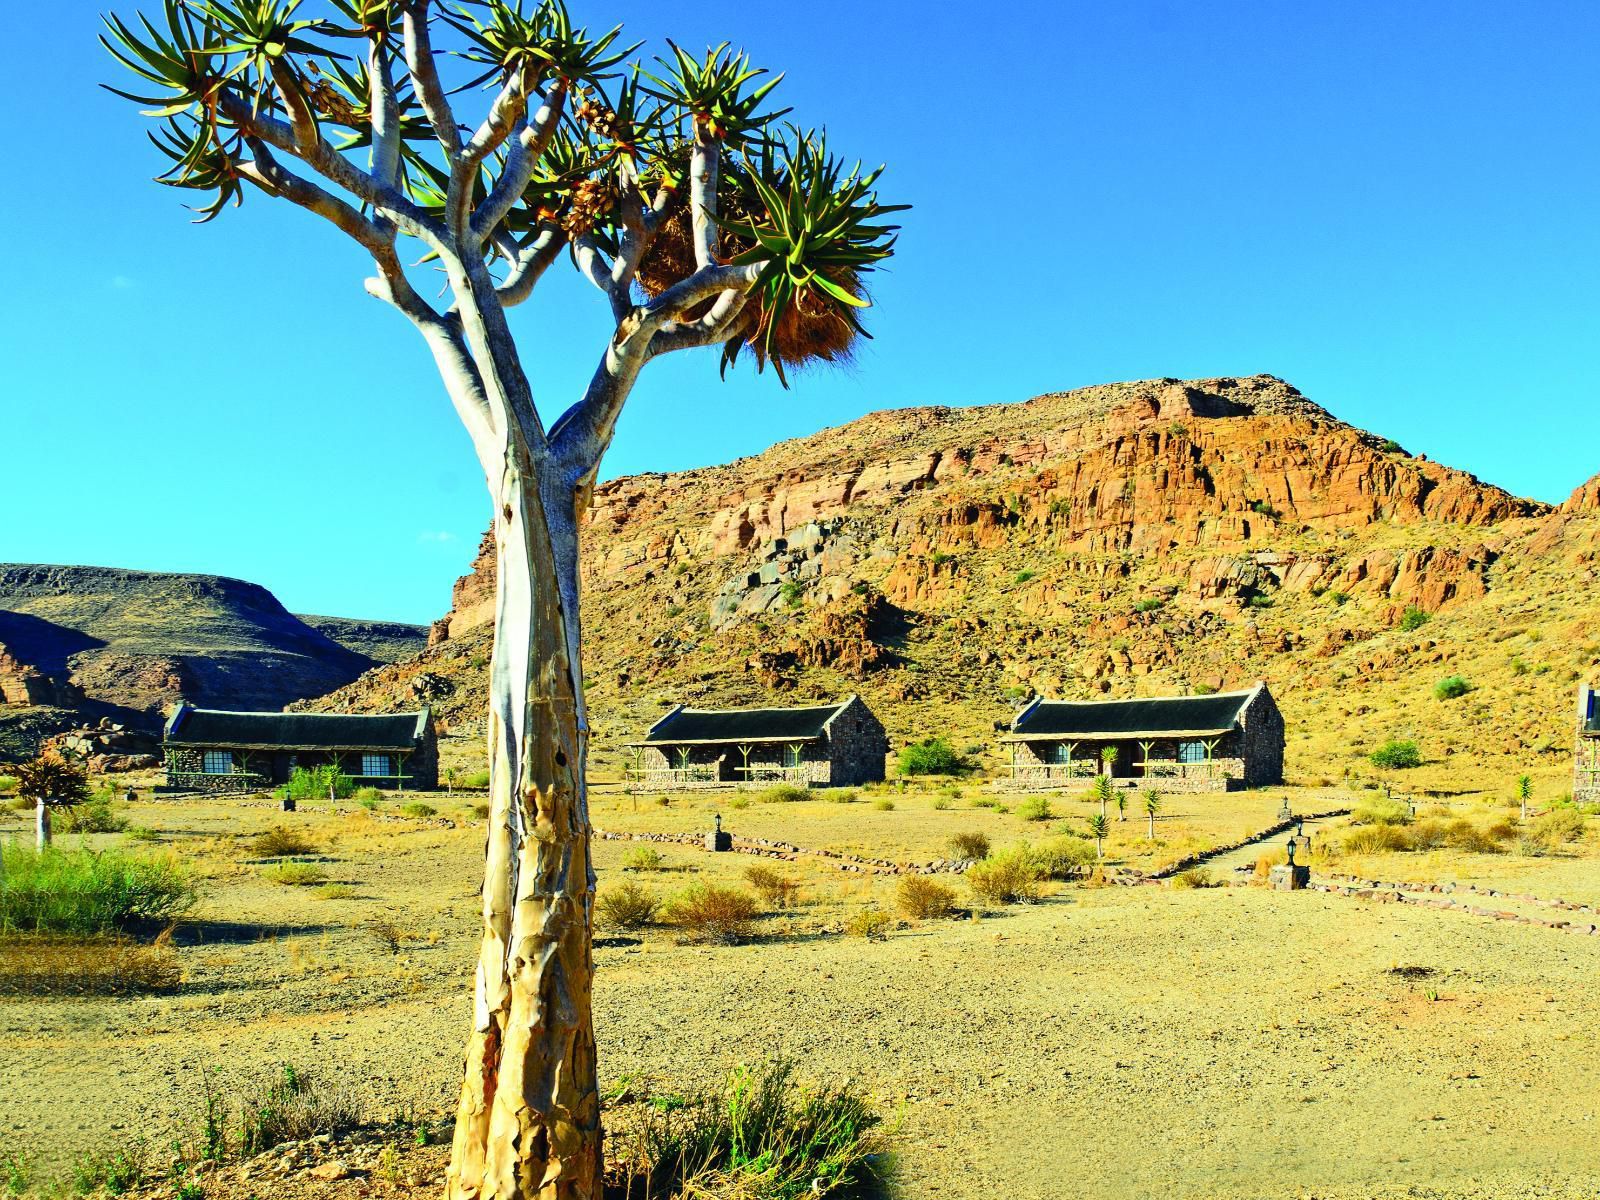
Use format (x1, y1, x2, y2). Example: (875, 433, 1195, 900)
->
(35, 799, 51, 850)
(447, 425, 600, 1200)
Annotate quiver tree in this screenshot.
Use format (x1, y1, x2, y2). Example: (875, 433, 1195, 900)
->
(14, 751, 91, 849)
(101, 4, 903, 1198)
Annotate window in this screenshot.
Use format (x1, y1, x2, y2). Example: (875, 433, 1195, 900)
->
(202, 750, 233, 774)
(361, 753, 394, 778)
(1052, 744, 1076, 765)
(783, 744, 802, 768)
(1177, 742, 1206, 764)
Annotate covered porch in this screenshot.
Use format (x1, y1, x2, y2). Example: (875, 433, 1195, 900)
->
(623, 737, 822, 790)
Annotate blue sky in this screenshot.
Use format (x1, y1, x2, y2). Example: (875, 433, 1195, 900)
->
(2, 1, 1596, 624)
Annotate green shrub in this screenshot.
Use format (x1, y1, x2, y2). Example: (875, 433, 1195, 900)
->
(619, 1061, 883, 1200)
(261, 862, 326, 886)
(0, 846, 195, 935)
(1433, 675, 1472, 701)
(401, 802, 437, 818)
(756, 783, 809, 804)
(1327, 590, 1350, 606)
(1012, 569, 1036, 585)
(352, 786, 383, 807)
(1399, 606, 1431, 632)
(895, 875, 958, 920)
(312, 884, 357, 900)
(1369, 740, 1422, 769)
(967, 847, 1044, 904)
(597, 881, 658, 931)
(250, 826, 316, 857)
(1133, 597, 1165, 613)
(1017, 796, 1053, 822)
(57, 793, 129, 835)
(664, 884, 759, 944)
(0, 775, 17, 796)
(280, 763, 354, 802)
(462, 769, 491, 789)
(819, 788, 857, 804)
(125, 826, 159, 843)
(1032, 835, 1096, 879)
(622, 845, 665, 872)
(873, 797, 895, 811)
(931, 796, 950, 811)
(948, 831, 990, 861)
(897, 737, 965, 776)
(845, 907, 891, 939)
(71, 1141, 148, 1196)
(1379, 438, 1403, 453)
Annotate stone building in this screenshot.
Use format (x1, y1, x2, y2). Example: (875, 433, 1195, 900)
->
(998, 682, 1284, 793)
(1576, 683, 1599, 805)
(163, 704, 437, 793)
(625, 695, 888, 789)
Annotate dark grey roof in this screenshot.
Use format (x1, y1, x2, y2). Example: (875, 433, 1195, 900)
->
(165, 705, 428, 750)
(638, 700, 850, 745)
(1008, 689, 1258, 739)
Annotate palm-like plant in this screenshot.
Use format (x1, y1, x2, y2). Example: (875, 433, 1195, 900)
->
(1115, 789, 1127, 821)
(14, 751, 92, 849)
(1143, 788, 1162, 840)
(1516, 773, 1533, 821)
(99, 6, 902, 1199)
(1091, 772, 1113, 817)
(1087, 812, 1110, 859)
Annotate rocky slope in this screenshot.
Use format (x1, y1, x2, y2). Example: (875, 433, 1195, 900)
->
(309, 375, 1599, 786)
(0, 565, 426, 758)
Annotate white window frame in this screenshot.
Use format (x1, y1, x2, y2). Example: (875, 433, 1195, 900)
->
(360, 753, 393, 778)
(202, 750, 233, 774)
(1177, 741, 1206, 764)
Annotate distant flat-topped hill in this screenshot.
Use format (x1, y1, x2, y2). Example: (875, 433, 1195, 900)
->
(306, 374, 1600, 786)
(0, 564, 426, 758)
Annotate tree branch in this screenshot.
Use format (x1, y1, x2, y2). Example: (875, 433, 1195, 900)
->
(646, 289, 755, 360)
(497, 226, 564, 307)
(448, 66, 533, 239)
(470, 81, 568, 245)
(689, 134, 720, 269)
(401, 0, 461, 166)
(368, 40, 401, 189)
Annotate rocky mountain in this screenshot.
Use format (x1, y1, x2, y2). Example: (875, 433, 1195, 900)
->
(0, 565, 426, 759)
(305, 375, 1599, 785)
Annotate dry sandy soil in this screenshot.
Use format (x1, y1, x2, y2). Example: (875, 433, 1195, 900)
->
(3, 780, 1599, 1200)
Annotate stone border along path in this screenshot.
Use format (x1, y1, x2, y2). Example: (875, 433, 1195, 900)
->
(1145, 807, 1353, 879)
(1302, 873, 1600, 936)
(594, 828, 974, 876)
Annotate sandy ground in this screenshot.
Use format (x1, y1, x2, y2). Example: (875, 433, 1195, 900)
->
(4, 788, 1599, 1199)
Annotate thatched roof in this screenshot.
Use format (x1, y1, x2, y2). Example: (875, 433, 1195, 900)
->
(1003, 687, 1264, 741)
(631, 699, 856, 746)
(164, 705, 430, 751)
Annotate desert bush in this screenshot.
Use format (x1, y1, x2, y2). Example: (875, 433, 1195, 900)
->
(467, 803, 490, 820)
(237, 1063, 363, 1155)
(1352, 796, 1411, 826)
(938, 784, 964, 801)
(930, 796, 951, 811)
(281, 763, 353, 802)
(71, 1140, 149, 1196)
(845, 907, 891, 940)
(895, 875, 958, 920)
(1445, 819, 1508, 854)
(1432, 675, 1472, 701)
(462, 769, 491, 789)
(1342, 824, 1411, 854)
(250, 826, 316, 857)
(819, 788, 857, 804)
(967, 847, 1044, 904)
(0, 845, 195, 935)
(897, 737, 964, 776)
(597, 881, 659, 931)
(261, 862, 326, 886)
(1017, 796, 1053, 822)
(1032, 835, 1096, 879)
(756, 783, 809, 804)
(1368, 740, 1422, 770)
(58, 792, 130, 835)
(623, 845, 665, 872)
(743, 864, 801, 909)
(2, 1151, 28, 1197)
(619, 1060, 883, 1200)
(1169, 867, 1213, 889)
(0, 930, 180, 996)
(947, 831, 990, 861)
(0, 775, 17, 796)
(1251, 850, 1286, 883)
(125, 826, 159, 843)
(873, 797, 895, 811)
(1531, 807, 1586, 844)
(352, 786, 383, 807)
(312, 883, 357, 900)
(664, 884, 759, 945)
(1398, 606, 1431, 632)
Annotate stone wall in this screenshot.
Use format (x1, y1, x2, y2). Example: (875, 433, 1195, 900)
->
(163, 748, 265, 794)
(1003, 736, 1245, 792)
(1238, 686, 1286, 786)
(823, 696, 889, 785)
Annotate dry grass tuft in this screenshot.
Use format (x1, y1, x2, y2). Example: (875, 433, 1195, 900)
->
(967, 847, 1044, 904)
(261, 861, 326, 886)
(743, 864, 801, 908)
(845, 907, 891, 940)
(948, 831, 991, 861)
(895, 875, 958, 920)
(664, 883, 760, 945)
(250, 826, 316, 858)
(1169, 867, 1215, 889)
(597, 881, 659, 931)
(0, 929, 180, 996)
